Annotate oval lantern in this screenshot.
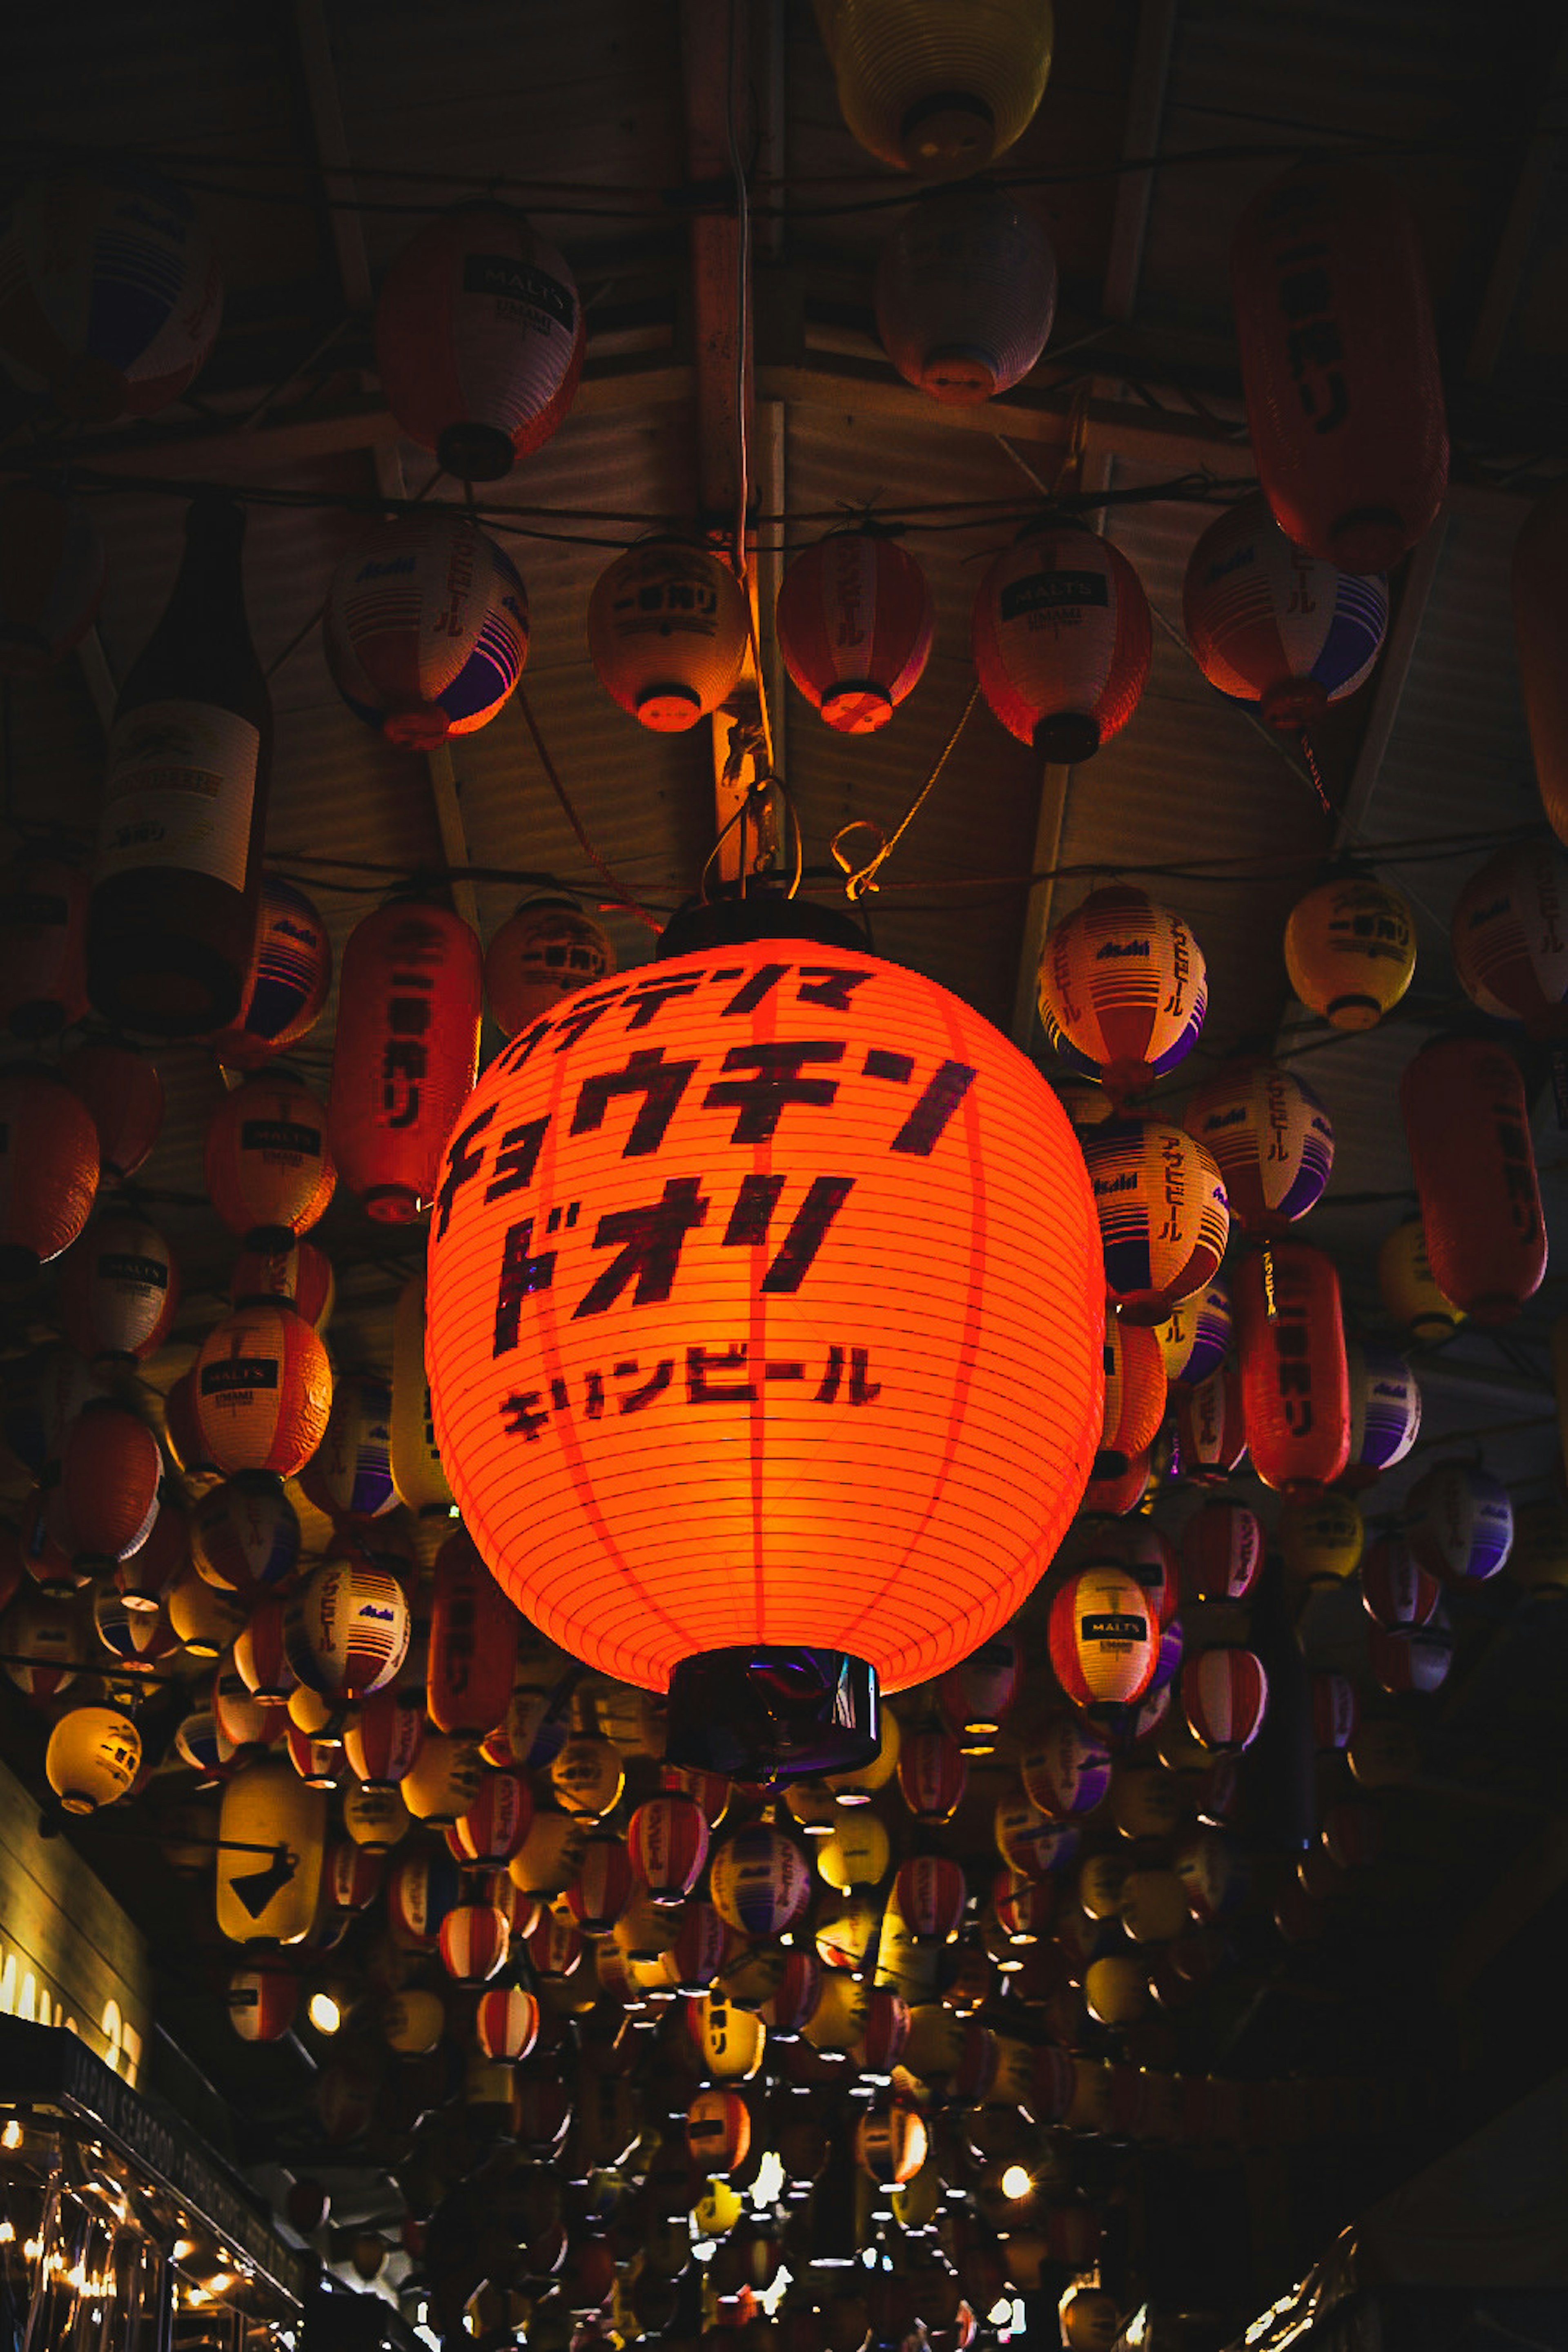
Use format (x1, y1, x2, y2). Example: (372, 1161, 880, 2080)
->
(298, 1373, 397, 1528)
(192, 1473, 299, 1597)
(1175, 1364, 1247, 1485)
(425, 907, 1104, 1775)
(566, 1834, 635, 1935)
(710, 1826, 812, 1939)
(1232, 160, 1447, 573)
(233, 1596, 296, 1704)
(374, 204, 583, 479)
(45, 1703, 140, 1813)
(1515, 480, 1568, 849)
(324, 512, 529, 749)
(1278, 1490, 1363, 1586)
(890, 1855, 966, 1946)
(0, 1066, 99, 1283)
(550, 1733, 625, 1821)
(1183, 1059, 1333, 1239)
(1156, 1277, 1231, 1388)
(587, 541, 749, 734)
(193, 1301, 333, 1479)
(390, 1271, 454, 1530)
(936, 1634, 1018, 1744)
(2, 1589, 83, 1702)
(345, 1688, 426, 1790)
(686, 2087, 752, 2177)
(327, 898, 483, 1223)
(813, 0, 1054, 178)
(439, 1901, 511, 1984)
(388, 1844, 463, 1949)
(1343, 1340, 1421, 1487)
(477, 1984, 540, 2062)
(1079, 1119, 1229, 1325)
(1404, 1462, 1513, 1586)
(1182, 1649, 1269, 1755)
(1360, 1533, 1442, 1632)
(0, 851, 89, 1040)
(426, 1527, 520, 1737)
(0, 482, 105, 676)
(226, 1966, 298, 2045)
(856, 2104, 927, 2187)
(874, 185, 1055, 406)
(1048, 1566, 1157, 1715)
(205, 1073, 335, 1247)
(1401, 1038, 1546, 1323)
(628, 1793, 710, 1901)
(897, 1726, 967, 1823)
(1182, 494, 1388, 728)
(58, 1399, 162, 1572)
(1450, 837, 1568, 1036)
(0, 173, 221, 421)
(973, 526, 1152, 764)
(215, 1759, 326, 1946)
(60, 1042, 163, 1183)
(1179, 1500, 1263, 1605)
(60, 1210, 178, 1364)
(208, 875, 334, 1072)
(1285, 875, 1417, 1031)
(1378, 1217, 1463, 1346)
(1235, 1243, 1351, 1493)
(485, 897, 615, 1040)
(775, 530, 933, 729)
(1019, 1715, 1112, 1821)
(1096, 1316, 1166, 1476)
(284, 1559, 410, 1697)
(1368, 1618, 1453, 1698)
(1038, 887, 1207, 1103)
(817, 1812, 891, 1894)
(451, 1767, 533, 1864)
(1312, 1673, 1360, 1755)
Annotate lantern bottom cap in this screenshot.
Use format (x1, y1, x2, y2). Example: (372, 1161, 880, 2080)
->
(1032, 710, 1102, 764)
(918, 346, 998, 406)
(363, 1185, 424, 1223)
(664, 1645, 879, 1784)
(434, 421, 516, 483)
(633, 681, 704, 731)
(384, 704, 454, 751)
(898, 91, 996, 176)
(819, 677, 895, 731)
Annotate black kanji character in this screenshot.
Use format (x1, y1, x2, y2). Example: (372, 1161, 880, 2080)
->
(574, 1177, 709, 1318)
(616, 1359, 675, 1412)
(501, 1391, 550, 1439)
(687, 1343, 756, 1403)
(494, 1218, 558, 1356)
(889, 1060, 977, 1155)
(571, 1047, 699, 1157)
(703, 1041, 844, 1141)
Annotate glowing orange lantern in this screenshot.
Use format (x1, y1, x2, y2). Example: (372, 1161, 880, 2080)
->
(588, 541, 749, 733)
(1400, 1037, 1546, 1323)
(1234, 1243, 1350, 1493)
(425, 903, 1103, 1777)
(327, 898, 483, 1223)
(775, 529, 934, 728)
(192, 1299, 333, 1479)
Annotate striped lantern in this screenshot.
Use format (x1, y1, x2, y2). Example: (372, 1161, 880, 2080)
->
(994, 1791, 1077, 1880)
(1156, 1277, 1231, 1387)
(1081, 1446, 1154, 1517)
(1096, 1315, 1166, 1475)
(0, 1066, 99, 1282)
(890, 1855, 966, 1945)
(324, 512, 529, 749)
(283, 1559, 410, 1697)
(1183, 1060, 1334, 1239)
(1115, 1518, 1179, 1629)
(1175, 1365, 1247, 1484)
(567, 1834, 635, 1934)
(627, 1793, 710, 1900)
(388, 1844, 463, 1949)
(525, 1909, 584, 1982)
(345, 1688, 426, 1788)
(1235, 1243, 1351, 1494)
(1285, 876, 1417, 1032)
(192, 1473, 300, 1597)
(229, 1238, 334, 1329)
(226, 1966, 298, 2043)
(215, 1760, 325, 1947)
(1379, 1217, 1464, 1346)
(439, 1900, 511, 1984)
(1179, 1500, 1263, 1604)
(60, 1041, 163, 1182)
(854, 1984, 911, 2077)
(1516, 481, 1568, 850)
(0, 851, 89, 1039)
(1079, 1120, 1229, 1324)
(60, 1210, 178, 1363)
(1232, 162, 1447, 573)
(193, 1301, 333, 1480)
(390, 1271, 454, 1528)
(477, 1983, 540, 2062)
(326, 1840, 383, 1913)
(1368, 1619, 1452, 1698)
(59, 1399, 161, 1571)
(897, 1726, 967, 1822)
(232, 1596, 296, 1704)
(1451, 837, 1568, 1036)
(0, 483, 105, 675)
(0, 174, 221, 421)
(483, 898, 615, 1040)
(1182, 1649, 1269, 1754)
(298, 1374, 397, 1527)
(1019, 1715, 1112, 1820)
(587, 541, 750, 733)
(212, 1659, 281, 1752)
(1343, 1341, 1421, 1487)
(1360, 1528, 1439, 1628)
(205, 1074, 336, 1247)
(1048, 1566, 1157, 1713)
(426, 1527, 519, 1737)
(688, 2087, 752, 2176)
(452, 1768, 533, 1863)
(327, 898, 483, 1224)
(873, 185, 1056, 407)
(1182, 494, 1388, 728)
(1401, 1038, 1546, 1323)
(1278, 1490, 1364, 1584)
(710, 1825, 813, 1938)
(856, 2103, 927, 2187)
(992, 1869, 1050, 1944)
(973, 527, 1152, 764)
(94, 1587, 179, 1677)
(775, 530, 934, 730)
(813, 0, 1054, 179)
(1403, 1462, 1513, 1585)
(282, 1719, 342, 1791)
(209, 877, 333, 1073)
(374, 205, 583, 479)
(1311, 1673, 1360, 1753)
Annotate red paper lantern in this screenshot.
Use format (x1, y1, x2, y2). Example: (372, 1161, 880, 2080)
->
(628, 1793, 711, 1900)
(477, 1984, 540, 2061)
(60, 1042, 163, 1181)
(897, 1726, 967, 1822)
(1037, 886, 1207, 1100)
(1182, 493, 1388, 728)
(775, 530, 933, 732)
(1080, 1448, 1153, 1517)
(1179, 1499, 1263, 1605)
(972, 526, 1151, 763)
(374, 205, 584, 479)
(567, 1834, 635, 1934)
(346, 1687, 428, 1788)
(1401, 1038, 1545, 1323)
(1096, 1315, 1166, 1475)
(1311, 1673, 1359, 1753)
(59, 1399, 161, 1572)
(439, 1900, 511, 1984)
(451, 1767, 533, 1864)
(227, 1966, 298, 2044)
(1450, 838, 1568, 1037)
(1235, 1243, 1350, 1493)
(937, 1629, 1019, 1740)
(1183, 1060, 1334, 1239)
(425, 907, 1103, 1774)
(1182, 1648, 1269, 1753)
(874, 184, 1056, 407)
(0, 851, 89, 1039)
(1174, 1365, 1247, 1484)
(192, 1300, 333, 1479)
(205, 1073, 335, 1247)
(485, 898, 615, 1040)
(587, 541, 750, 734)
(208, 877, 334, 1073)
(1232, 161, 1447, 573)
(426, 1527, 520, 1737)
(855, 1989, 912, 2079)
(1360, 1534, 1442, 1632)
(687, 2087, 751, 2176)
(111, 1490, 189, 1613)
(324, 512, 529, 749)
(0, 1066, 99, 1282)
(891, 1854, 967, 1944)
(1047, 1566, 1158, 1715)
(60, 1209, 178, 1363)
(327, 899, 482, 1223)
(1079, 1120, 1229, 1325)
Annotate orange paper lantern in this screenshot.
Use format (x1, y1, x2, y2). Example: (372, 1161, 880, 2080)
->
(205, 1072, 336, 1247)
(1400, 1037, 1546, 1323)
(0, 1066, 99, 1283)
(193, 1299, 333, 1479)
(1234, 1243, 1350, 1493)
(328, 899, 483, 1223)
(425, 903, 1103, 1778)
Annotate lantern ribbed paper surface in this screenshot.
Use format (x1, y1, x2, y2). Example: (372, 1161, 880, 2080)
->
(426, 926, 1103, 1698)
(1038, 886, 1206, 1099)
(1182, 494, 1388, 729)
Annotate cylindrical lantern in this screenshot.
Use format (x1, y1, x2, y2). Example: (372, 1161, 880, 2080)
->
(775, 530, 934, 729)
(374, 205, 584, 479)
(1451, 837, 1568, 1036)
(587, 541, 749, 733)
(1175, 1364, 1247, 1484)
(208, 877, 334, 1072)
(813, 0, 1054, 177)
(0, 851, 89, 1040)
(1232, 161, 1447, 573)
(1235, 1242, 1350, 1493)
(1183, 1060, 1333, 1239)
(1182, 494, 1388, 728)
(1379, 1217, 1463, 1345)
(628, 1793, 710, 1900)
(1047, 1566, 1157, 1715)
(205, 1073, 335, 1247)
(60, 1209, 178, 1363)
(1400, 1038, 1546, 1323)
(425, 905, 1103, 1777)
(285, 1560, 410, 1697)
(327, 898, 483, 1223)
(0, 1067, 99, 1282)
(297, 1373, 397, 1527)
(60, 1042, 163, 1182)
(345, 1688, 427, 1789)
(193, 1300, 333, 1479)
(1096, 1316, 1165, 1475)
(973, 526, 1152, 763)
(1514, 480, 1568, 849)
(890, 1854, 966, 1945)
(324, 512, 529, 748)
(1079, 1120, 1229, 1324)
(451, 1767, 532, 1864)
(874, 186, 1055, 405)
(45, 1703, 140, 1813)
(0, 482, 105, 675)
(484, 897, 615, 1040)
(1343, 1341, 1420, 1487)
(426, 1527, 519, 1736)
(215, 1759, 326, 1946)
(1284, 875, 1416, 1031)
(1403, 1462, 1513, 1585)
(566, 1834, 635, 1934)
(0, 173, 221, 421)
(1182, 1649, 1269, 1754)
(1156, 1276, 1230, 1388)
(1180, 1500, 1263, 1605)
(1037, 887, 1206, 1100)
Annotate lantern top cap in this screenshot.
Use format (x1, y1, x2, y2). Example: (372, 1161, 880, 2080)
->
(656, 894, 867, 962)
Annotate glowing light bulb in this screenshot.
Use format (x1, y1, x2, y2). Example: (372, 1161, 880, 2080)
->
(1000, 2164, 1033, 2201)
(1, 2121, 21, 2150)
(307, 1992, 342, 2036)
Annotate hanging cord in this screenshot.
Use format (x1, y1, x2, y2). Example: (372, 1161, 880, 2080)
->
(719, 0, 777, 817)
(699, 761, 804, 908)
(512, 682, 663, 932)
(830, 686, 981, 902)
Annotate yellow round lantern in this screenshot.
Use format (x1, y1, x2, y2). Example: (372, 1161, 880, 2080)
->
(587, 541, 749, 733)
(1084, 1955, 1150, 2028)
(815, 1891, 883, 1975)
(383, 1989, 446, 2054)
(390, 1272, 454, 1526)
(343, 1782, 410, 1850)
(1279, 1490, 1364, 1584)
(691, 1992, 767, 2081)
(509, 1809, 590, 1895)
(402, 1734, 485, 1825)
(693, 2178, 744, 2240)
(551, 1734, 626, 1820)
(801, 1969, 869, 2052)
(785, 1780, 841, 1836)
(215, 1759, 326, 1946)
(1118, 1868, 1187, 1943)
(1379, 1219, 1464, 1345)
(813, 0, 1054, 178)
(45, 1704, 140, 1813)
(817, 1813, 891, 1892)
(1284, 877, 1416, 1031)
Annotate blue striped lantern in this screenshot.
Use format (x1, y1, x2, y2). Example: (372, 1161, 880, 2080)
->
(1038, 887, 1207, 1102)
(1078, 1120, 1229, 1325)
(298, 1373, 397, 1527)
(1183, 1059, 1334, 1240)
(284, 1559, 410, 1697)
(1183, 494, 1389, 731)
(211, 879, 334, 1073)
(1403, 1462, 1513, 1586)
(1343, 1341, 1421, 1489)
(1155, 1276, 1231, 1386)
(324, 511, 528, 749)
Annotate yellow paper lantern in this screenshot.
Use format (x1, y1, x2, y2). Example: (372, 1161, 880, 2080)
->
(1284, 877, 1416, 1030)
(45, 1703, 140, 1813)
(215, 1759, 326, 1946)
(813, 0, 1054, 178)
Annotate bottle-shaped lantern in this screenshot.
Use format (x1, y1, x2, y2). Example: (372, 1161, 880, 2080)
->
(328, 898, 483, 1223)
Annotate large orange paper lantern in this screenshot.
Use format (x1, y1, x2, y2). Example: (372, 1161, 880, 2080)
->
(1400, 1038, 1546, 1323)
(1234, 1243, 1350, 1494)
(328, 898, 483, 1223)
(425, 902, 1103, 1778)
